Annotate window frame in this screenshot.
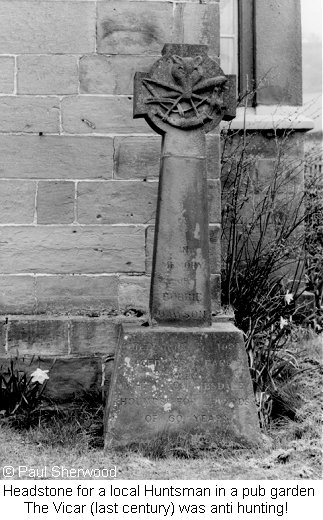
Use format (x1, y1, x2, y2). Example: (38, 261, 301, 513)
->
(237, 0, 255, 104)
(220, 0, 239, 76)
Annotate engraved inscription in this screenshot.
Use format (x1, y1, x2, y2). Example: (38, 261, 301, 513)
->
(168, 414, 183, 423)
(162, 292, 202, 302)
(155, 309, 208, 320)
(191, 381, 231, 392)
(119, 397, 159, 406)
(121, 342, 234, 355)
(162, 260, 204, 271)
(194, 414, 214, 423)
(175, 398, 191, 405)
(142, 411, 248, 426)
(145, 414, 158, 423)
(145, 414, 184, 423)
(139, 358, 162, 368)
(123, 342, 232, 355)
(118, 395, 251, 410)
(184, 261, 201, 269)
(178, 278, 190, 284)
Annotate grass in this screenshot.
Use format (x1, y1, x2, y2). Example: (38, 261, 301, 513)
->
(0, 333, 321, 480)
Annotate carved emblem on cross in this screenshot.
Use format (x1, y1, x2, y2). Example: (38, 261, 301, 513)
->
(134, 44, 236, 134)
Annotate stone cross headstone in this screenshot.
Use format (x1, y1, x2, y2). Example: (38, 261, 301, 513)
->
(105, 44, 261, 448)
(135, 44, 236, 328)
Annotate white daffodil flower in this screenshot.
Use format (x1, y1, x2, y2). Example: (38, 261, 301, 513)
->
(30, 368, 49, 385)
(284, 292, 294, 305)
(280, 317, 288, 329)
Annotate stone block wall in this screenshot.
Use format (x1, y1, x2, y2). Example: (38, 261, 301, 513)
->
(0, 0, 222, 397)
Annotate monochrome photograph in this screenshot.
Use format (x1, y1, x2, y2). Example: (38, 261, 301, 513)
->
(0, 3, 321, 513)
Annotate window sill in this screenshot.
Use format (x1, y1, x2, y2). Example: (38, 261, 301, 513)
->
(221, 106, 315, 132)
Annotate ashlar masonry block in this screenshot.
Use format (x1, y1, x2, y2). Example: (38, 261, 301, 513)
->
(0, 56, 14, 94)
(206, 133, 221, 179)
(35, 275, 119, 315)
(174, 2, 220, 55)
(61, 96, 151, 134)
(46, 357, 103, 403)
(209, 224, 221, 274)
(118, 275, 150, 313)
(0, 180, 35, 224)
(0, 97, 60, 133)
(97, 1, 174, 55)
(255, 0, 302, 105)
(7, 318, 69, 356)
(208, 179, 221, 223)
(17, 55, 78, 95)
(114, 136, 161, 180)
(0, 135, 113, 180)
(210, 274, 221, 313)
(69, 318, 119, 355)
(0, 276, 36, 315)
(79, 55, 157, 95)
(37, 181, 75, 225)
(0, 1, 96, 54)
(0, 226, 145, 274)
(77, 181, 158, 225)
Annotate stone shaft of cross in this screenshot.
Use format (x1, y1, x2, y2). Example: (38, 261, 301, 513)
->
(150, 127, 212, 326)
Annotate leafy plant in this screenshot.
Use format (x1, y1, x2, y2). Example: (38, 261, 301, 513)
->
(0, 359, 104, 447)
(0, 360, 49, 425)
(26, 392, 104, 450)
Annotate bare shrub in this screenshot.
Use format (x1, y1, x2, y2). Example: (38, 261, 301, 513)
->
(221, 121, 322, 427)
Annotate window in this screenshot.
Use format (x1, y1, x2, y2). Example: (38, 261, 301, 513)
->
(220, 0, 238, 75)
(221, 0, 255, 102)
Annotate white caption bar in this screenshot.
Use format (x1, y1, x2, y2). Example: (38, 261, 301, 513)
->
(0, 480, 321, 519)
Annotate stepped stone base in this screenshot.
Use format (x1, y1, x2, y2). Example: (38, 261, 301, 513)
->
(105, 322, 261, 448)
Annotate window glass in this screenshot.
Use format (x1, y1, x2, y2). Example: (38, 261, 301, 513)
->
(220, 0, 238, 75)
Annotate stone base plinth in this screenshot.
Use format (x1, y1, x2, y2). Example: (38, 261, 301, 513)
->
(105, 322, 261, 448)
